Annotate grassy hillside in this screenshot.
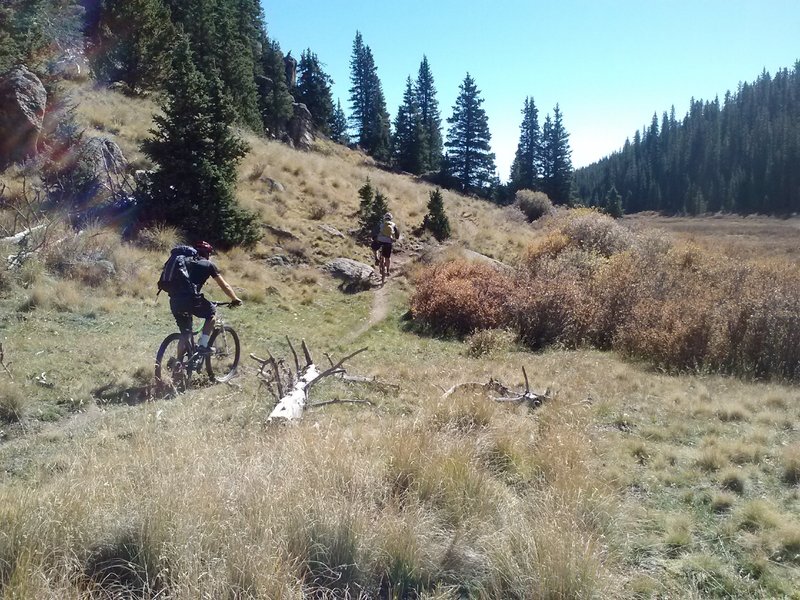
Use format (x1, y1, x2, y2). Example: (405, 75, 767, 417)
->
(1, 82, 800, 598)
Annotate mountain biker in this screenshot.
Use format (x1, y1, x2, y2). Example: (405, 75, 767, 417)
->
(373, 212, 399, 282)
(169, 241, 242, 356)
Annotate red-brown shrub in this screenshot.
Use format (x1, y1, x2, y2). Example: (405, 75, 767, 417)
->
(410, 260, 515, 335)
(413, 209, 800, 381)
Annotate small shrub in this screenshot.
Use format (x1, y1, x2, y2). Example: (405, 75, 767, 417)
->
(464, 328, 516, 357)
(557, 208, 635, 257)
(410, 260, 515, 336)
(719, 468, 746, 494)
(307, 201, 327, 220)
(711, 492, 736, 513)
(515, 189, 554, 222)
(735, 500, 782, 532)
(695, 445, 726, 472)
(0, 381, 26, 423)
(136, 224, 182, 251)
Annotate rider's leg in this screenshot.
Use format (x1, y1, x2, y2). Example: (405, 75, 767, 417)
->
(384, 244, 392, 275)
(195, 295, 218, 349)
(170, 298, 193, 359)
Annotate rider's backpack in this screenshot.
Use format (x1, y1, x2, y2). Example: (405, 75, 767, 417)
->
(157, 245, 197, 296)
(379, 220, 396, 240)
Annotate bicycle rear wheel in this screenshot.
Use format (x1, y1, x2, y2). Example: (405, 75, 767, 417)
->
(206, 325, 240, 383)
(155, 333, 190, 390)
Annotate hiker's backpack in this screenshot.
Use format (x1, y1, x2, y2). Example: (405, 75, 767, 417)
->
(157, 245, 198, 296)
(380, 220, 396, 239)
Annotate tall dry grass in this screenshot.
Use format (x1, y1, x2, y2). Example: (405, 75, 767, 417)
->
(0, 390, 616, 598)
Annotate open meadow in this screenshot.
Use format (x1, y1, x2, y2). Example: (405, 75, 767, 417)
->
(1, 83, 799, 598)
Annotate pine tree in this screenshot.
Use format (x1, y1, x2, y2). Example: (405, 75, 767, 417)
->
(509, 96, 541, 192)
(329, 99, 349, 145)
(357, 179, 374, 234)
(415, 55, 443, 172)
(217, 0, 264, 130)
(445, 73, 496, 195)
(540, 105, 573, 204)
(422, 188, 450, 241)
(258, 38, 294, 138)
(296, 48, 334, 134)
(602, 185, 623, 218)
(92, 0, 174, 91)
(348, 31, 391, 161)
(139, 35, 259, 247)
(392, 76, 427, 174)
(368, 190, 390, 234)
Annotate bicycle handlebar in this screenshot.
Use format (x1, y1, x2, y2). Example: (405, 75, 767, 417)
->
(212, 300, 241, 307)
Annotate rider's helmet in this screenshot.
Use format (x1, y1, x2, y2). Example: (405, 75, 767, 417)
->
(195, 240, 214, 258)
(384, 212, 393, 221)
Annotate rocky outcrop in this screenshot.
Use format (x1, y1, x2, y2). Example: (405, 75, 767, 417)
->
(325, 258, 375, 292)
(0, 66, 47, 166)
(286, 103, 314, 150)
(284, 52, 297, 88)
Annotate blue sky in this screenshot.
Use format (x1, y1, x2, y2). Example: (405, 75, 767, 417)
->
(262, 1, 800, 180)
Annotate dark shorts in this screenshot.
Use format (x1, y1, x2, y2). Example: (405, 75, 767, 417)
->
(378, 242, 393, 258)
(170, 294, 216, 335)
(370, 239, 381, 252)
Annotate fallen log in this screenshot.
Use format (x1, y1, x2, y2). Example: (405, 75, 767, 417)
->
(251, 339, 368, 422)
(443, 367, 551, 409)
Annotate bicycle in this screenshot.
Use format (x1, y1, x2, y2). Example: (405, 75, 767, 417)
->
(378, 251, 389, 284)
(154, 301, 241, 389)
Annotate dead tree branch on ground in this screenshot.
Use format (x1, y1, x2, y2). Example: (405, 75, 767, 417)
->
(443, 366, 551, 409)
(251, 341, 370, 422)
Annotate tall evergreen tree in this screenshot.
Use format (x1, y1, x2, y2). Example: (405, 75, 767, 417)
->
(415, 55, 443, 172)
(329, 99, 349, 145)
(392, 76, 427, 174)
(540, 104, 573, 204)
(445, 73, 496, 195)
(296, 48, 334, 134)
(210, 0, 262, 130)
(139, 35, 259, 247)
(348, 31, 391, 161)
(509, 96, 541, 192)
(258, 38, 294, 138)
(92, 0, 175, 91)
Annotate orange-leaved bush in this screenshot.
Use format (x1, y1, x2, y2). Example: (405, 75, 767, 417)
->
(410, 260, 515, 335)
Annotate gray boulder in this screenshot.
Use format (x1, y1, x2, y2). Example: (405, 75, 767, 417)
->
(0, 66, 47, 165)
(325, 258, 375, 292)
(318, 224, 345, 239)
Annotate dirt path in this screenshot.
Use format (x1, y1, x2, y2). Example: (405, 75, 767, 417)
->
(345, 250, 415, 342)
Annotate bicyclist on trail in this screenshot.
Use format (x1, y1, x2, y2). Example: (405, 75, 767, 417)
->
(168, 241, 242, 356)
(373, 212, 399, 283)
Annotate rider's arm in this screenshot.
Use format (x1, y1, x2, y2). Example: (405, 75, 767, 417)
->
(213, 274, 242, 304)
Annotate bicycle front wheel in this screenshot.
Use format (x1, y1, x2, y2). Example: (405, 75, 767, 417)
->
(155, 333, 190, 390)
(206, 325, 240, 383)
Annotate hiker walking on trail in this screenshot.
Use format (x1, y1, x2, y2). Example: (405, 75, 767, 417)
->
(373, 212, 399, 283)
(159, 241, 242, 356)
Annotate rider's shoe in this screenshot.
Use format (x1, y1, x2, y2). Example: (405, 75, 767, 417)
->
(195, 345, 214, 356)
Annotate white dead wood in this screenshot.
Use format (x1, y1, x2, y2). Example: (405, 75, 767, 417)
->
(443, 367, 551, 409)
(250, 339, 369, 423)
